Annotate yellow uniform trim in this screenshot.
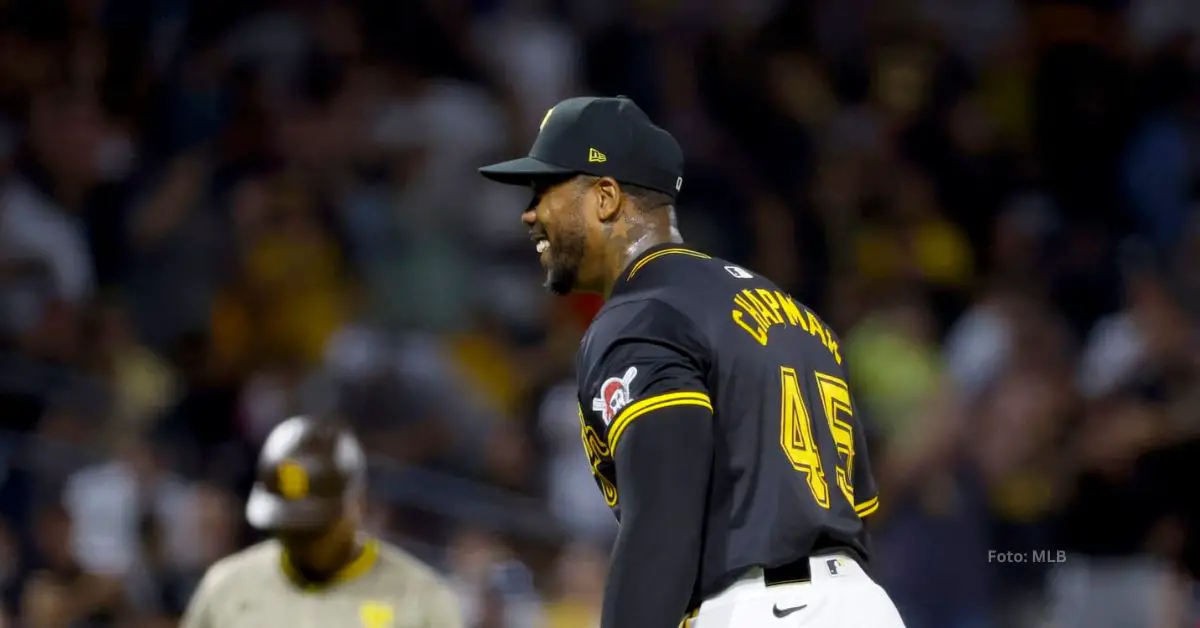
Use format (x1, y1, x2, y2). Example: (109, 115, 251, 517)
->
(855, 496, 880, 518)
(626, 248, 711, 280)
(281, 537, 380, 591)
(607, 391, 713, 452)
(678, 606, 700, 627)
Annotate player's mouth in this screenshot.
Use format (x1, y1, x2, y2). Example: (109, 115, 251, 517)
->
(532, 233, 550, 263)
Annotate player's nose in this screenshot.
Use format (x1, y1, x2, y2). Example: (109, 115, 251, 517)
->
(521, 208, 537, 226)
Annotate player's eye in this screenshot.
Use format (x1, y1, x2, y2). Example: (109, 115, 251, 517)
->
(530, 175, 572, 199)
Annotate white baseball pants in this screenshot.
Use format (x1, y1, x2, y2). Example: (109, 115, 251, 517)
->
(685, 553, 907, 628)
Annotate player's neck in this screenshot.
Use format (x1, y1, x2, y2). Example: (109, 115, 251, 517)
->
(603, 222, 682, 297)
(290, 535, 362, 582)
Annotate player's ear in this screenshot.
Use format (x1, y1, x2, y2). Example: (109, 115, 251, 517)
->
(592, 177, 621, 223)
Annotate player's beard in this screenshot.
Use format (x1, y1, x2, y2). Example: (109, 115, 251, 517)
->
(544, 208, 588, 296)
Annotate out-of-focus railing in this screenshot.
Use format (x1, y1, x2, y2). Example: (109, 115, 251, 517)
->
(0, 350, 110, 407)
(368, 456, 562, 541)
(0, 351, 563, 543)
(0, 427, 562, 540)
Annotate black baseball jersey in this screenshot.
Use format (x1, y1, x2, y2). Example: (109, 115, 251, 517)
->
(576, 244, 880, 599)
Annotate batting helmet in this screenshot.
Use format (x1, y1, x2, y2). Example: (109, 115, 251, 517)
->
(245, 415, 367, 531)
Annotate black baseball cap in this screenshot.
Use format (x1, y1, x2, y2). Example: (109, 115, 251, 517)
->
(479, 95, 684, 198)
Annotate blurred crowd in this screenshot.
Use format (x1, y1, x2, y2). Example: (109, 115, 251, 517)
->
(1, 0, 1200, 626)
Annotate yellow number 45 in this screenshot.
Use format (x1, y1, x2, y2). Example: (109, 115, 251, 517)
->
(779, 367, 856, 509)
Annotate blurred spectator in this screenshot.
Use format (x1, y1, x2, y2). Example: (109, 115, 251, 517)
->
(22, 501, 126, 628)
(0, 90, 103, 342)
(61, 437, 190, 579)
(847, 296, 994, 628)
(448, 527, 544, 628)
(125, 482, 236, 622)
(0, 1, 1198, 626)
(211, 170, 352, 371)
(1050, 250, 1200, 628)
(543, 543, 606, 628)
(0, 519, 18, 622)
(974, 367, 1071, 626)
(124, 514, 187, 622)
(1120, 42, 1198, 250)
(124, 152, 229, 350)
(80, 299, 177, 442)
(538, 382, 615, 547)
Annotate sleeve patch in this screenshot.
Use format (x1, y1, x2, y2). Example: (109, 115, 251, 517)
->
(591, 366, 639, 425)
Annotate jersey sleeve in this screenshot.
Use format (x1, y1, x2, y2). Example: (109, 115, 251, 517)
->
(179, 569, 217, 628)
(422, 577, 465, 628)
(180, 555, 237, 628)
(579, 299, 713, 452)
(850, 406, 880, 518)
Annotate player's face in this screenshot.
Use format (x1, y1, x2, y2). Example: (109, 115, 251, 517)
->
(524, 176, 597, 295)
(276, 517, 354, 573)
(276, 527, 327, 554)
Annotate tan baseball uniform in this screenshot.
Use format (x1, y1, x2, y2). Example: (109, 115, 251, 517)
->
(181, 537, 463, 628)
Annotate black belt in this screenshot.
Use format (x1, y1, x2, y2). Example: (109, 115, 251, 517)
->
(683, 551, 860, 622)
(763, 546, 864, 586)
(763, 559, 812, 586)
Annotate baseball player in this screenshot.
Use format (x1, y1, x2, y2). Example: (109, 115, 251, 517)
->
(180, 416, 463, 628)
(479, 95, 906, 627)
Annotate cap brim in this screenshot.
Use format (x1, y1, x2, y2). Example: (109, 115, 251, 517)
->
(245, 485, 341, 531)
(478, 156, 576, 186)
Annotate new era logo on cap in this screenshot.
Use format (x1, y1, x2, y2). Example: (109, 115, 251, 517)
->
(479, 95, 684, 199)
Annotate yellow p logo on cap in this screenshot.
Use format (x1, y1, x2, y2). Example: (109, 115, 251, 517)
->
(277, 460, 309, 500)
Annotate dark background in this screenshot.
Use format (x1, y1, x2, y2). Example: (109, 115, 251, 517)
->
(1, 0, 1199, 626)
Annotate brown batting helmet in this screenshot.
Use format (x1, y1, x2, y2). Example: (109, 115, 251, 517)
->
(245, 415, 367, 531)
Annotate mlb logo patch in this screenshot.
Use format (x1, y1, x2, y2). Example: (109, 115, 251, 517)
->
(825, 557, 845, 577)
(591, 367, 638, 425)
